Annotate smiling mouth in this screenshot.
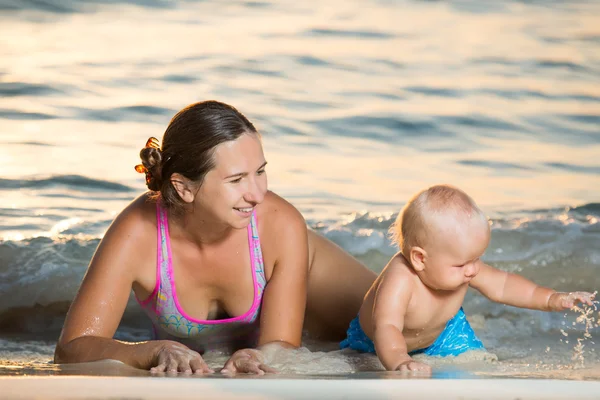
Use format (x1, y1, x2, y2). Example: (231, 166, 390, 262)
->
(234, 207, 253, 213)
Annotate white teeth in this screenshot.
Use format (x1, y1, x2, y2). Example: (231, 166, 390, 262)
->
(235, 207, 253, 213)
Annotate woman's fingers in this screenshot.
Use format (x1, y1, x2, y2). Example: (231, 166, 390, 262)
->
(221, 357, 236, 374)
(221, 353, 276, 375)
(166, 358, 179, 373)
(152, 343, 213, 375)
(190, 357, 213, 374)
(150, 362, 166, 373)
(239, 359, 264, 375)
(259, 364, 278, 374)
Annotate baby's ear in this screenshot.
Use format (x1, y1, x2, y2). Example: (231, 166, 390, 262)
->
(410, 247, 427, 271)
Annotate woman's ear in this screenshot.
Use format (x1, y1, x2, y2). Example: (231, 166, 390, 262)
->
(410, 246, 427, 272)
(170, 173, 195, 204)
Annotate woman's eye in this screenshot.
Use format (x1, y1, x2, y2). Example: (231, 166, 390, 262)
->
(257, 169, 265, 175)
(230, 177, 242, 184)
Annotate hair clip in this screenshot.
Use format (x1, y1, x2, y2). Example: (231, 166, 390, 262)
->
(135, 137, 161, 184)
(145, 137, 160, 149)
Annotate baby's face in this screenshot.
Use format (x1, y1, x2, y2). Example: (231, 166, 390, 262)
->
(422, 217, 490, 291)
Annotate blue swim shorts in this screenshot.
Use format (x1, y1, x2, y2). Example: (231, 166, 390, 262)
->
(339, 307, 485, 357)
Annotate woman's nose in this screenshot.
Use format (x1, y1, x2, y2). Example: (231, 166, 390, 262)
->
(245, 177, 266, 205)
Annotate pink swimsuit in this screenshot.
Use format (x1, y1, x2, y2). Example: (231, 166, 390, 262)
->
(136, 204, 267, 353)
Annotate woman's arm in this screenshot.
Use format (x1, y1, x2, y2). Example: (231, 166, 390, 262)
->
(55, 204, 148, 364)
(256, 199, 308, 348)
(221, 193, 308, 374)
(55, 199, 212, 373)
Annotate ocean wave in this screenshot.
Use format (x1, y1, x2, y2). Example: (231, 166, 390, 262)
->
(471, 56, 595, 75)
(0, 301, 150, 337)
(0, 0, 176, 14)
(65, 105, 175, 123)
(544, 163, 600, 175)
(0, 82, 65, 97)
(437, 115, 524, 132)
(523, 115, 600, 146)
(0, 175, 134, 192)
(457, 160, 536, 172)
(0, 108, 58, 120)
(301, 28, 397, 40)
(311, 115, 445, 142)
(0, 207, 598, 335)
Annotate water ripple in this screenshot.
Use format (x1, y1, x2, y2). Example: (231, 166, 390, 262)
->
(405, 86, 463, 98)
(438, 115, 524, 132)
(302, 28, 396, 40)
(0, 109, 58, 120)
(545, 162, 600, 175)
(477, 89, 600, 103)
(535, 59, 588, 72)
(159, 74, 198, 84)
(0, 175, 134, 192)
(471, 57, 595, 75)
(0, 0, 176, 14)
(560, 114, 600, 126)
(3, 141, 53, 147)
(312, 115, 444, 142)
(295, 56, 330, 67)
(524, 116, 600, 145)
(0, 82, 64, 97)
(457, 160, 535, 171)
(66, 105, 175, 123)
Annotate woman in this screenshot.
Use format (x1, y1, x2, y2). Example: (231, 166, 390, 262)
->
(54, 100, 376, 374)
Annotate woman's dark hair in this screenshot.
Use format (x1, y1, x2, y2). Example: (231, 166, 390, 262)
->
(138, 100, 258, 211)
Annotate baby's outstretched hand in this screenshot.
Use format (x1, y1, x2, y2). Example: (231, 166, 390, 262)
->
(396, 359, 431, 375)
(547, 291, 596, 311)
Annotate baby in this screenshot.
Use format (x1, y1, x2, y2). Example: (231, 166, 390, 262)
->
(340, 184, 595, 373)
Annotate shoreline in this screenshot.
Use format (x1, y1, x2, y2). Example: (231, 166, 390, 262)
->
(2, 375, 600, 400)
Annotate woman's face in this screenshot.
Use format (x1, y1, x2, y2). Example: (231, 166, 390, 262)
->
(195, 133, 268, 229)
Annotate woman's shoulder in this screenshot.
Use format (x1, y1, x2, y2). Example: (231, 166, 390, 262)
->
(84, 193, 158, 283)
(104, 192, 158, 243)
(254, 191, 307, 256)
(256, 191, 306, 229)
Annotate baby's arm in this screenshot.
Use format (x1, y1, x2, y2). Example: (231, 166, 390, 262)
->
(371, 265, 430, 373)
(470, 261, 595, 311)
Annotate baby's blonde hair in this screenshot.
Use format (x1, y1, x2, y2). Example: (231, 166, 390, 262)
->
(389, 184, 487, 255)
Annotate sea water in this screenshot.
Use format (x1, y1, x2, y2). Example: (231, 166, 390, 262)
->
(0, 0, 599, 380)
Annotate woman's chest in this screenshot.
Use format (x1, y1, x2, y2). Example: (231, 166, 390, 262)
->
(173, 236, 261, 319)
(136, 229, 265, 321)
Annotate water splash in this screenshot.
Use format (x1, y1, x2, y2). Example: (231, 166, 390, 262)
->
(570, 292, 599, 368)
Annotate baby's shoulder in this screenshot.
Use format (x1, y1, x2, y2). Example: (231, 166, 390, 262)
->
(386, 253, 414, 276)
(377, 253, 417, 288)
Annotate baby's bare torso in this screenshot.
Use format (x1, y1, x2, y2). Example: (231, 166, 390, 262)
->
(359, 255, 468, 352)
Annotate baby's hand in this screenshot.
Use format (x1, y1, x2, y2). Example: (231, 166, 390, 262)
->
(547, 291, 596, 311)
(395, 358, 431, 374)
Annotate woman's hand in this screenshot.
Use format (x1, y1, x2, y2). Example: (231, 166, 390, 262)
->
(150, 341, 214, 375)
(547, 291, 596, 311)
(221, 348, 277, 375)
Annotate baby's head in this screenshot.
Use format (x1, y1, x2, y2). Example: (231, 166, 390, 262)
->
(390, 184, 490, 290)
